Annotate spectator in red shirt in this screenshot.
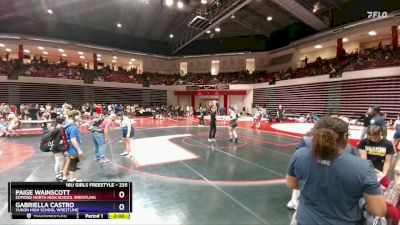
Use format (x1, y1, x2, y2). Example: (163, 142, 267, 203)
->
(95, 104, 102, 116)
(10, 104, 17, 114)
(376, 160, 400, 225)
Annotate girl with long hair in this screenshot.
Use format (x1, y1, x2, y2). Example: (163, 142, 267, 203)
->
(228, 106, 238, 143)
(53, 116, 66, 180)
(358, 125, 394, 177)
(287, 117, 386, 224)
(118, 112, 135, 157)
(62, 110, 83, 182)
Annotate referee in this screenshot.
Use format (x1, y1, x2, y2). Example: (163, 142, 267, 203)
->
(208, 106, 217, 142)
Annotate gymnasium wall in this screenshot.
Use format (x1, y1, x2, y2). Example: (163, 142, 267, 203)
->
(177, 95, 190, 107)
(228, 95, 245, 113)
(267, 48, 295, 73)
(170, 52, 268, 74)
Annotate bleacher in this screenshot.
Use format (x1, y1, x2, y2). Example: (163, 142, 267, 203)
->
(253, 75, 400, 120)
(0, 82, 167, 107)
(24, 63, 84, 80)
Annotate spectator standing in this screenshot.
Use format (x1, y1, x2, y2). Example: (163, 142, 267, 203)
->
(219, 106, 225, 116)
(199, 107, 205, 126)
(53, 116, 66, 180)
(208, 106, 217, 142)
(392, 115, 400, 152)
(287, 117, 386, 224)
(277, 105, 285, 122)
(359, 107, 373, 140)
(228, 106, 239, 143)
(370, 106, 387, 138)
(358, 125, 394, 177)
(117, 112, 134, 157)
(95, 104, 102, 116)
(41, 112, 50, 134)
(62, 110, 83, 182)
(91, 113, 116, 163)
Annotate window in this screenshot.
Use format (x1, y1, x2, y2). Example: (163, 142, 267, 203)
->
(246, 58, 255, 74)
(211, 60, 219, 75)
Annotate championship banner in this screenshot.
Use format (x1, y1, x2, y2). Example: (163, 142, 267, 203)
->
(186, 85, 229, 90)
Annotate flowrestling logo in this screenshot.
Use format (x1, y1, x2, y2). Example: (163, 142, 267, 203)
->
(367, 11, 388, 19)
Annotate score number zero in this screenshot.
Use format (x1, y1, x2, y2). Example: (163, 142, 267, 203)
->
(117, 191, 126, 211)
(117, 183, 128, 211)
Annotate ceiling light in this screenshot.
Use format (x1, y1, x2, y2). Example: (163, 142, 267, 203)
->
(129, 62, 133, 65)
(342, 38, 349, 42)
(97, 58, 101, 61)
(47, 9, 53, 14)
(206, 30, 211, 34)
(97, 54, 101, 57)
(113, 56, 117, 59)
(177, 1, 183, 9)
(112, 59, 116, 63)
(314, 45, 322, 49)
(58, 49, 64, 52)
(165, 0, 173, 7)
(131, 58, 135, 61)
(24, 49, 30, 53)
(313, 4, 318, 13)
(231, 14, 235, 19)
(80, 56, 85, 59)
(267, 16, 272, 21)
(5, 48, 11, 52)
(43, 51, 48, 55)
(215, 27, 221, 32)
(169, 34, 174, 38)
(38, 46, 44, 50)
(117, 23, 122, 28)
(61, 53, 67, 57)
(0, 43, 4, 47)
(78, 51, 83, 55)
(201, 0, 207, 4)
(368, 31, 377, 36)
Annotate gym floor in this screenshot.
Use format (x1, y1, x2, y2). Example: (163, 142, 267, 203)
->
(0, 117, 304, 225)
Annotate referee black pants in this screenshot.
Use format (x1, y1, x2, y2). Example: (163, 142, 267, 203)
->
(209, 123, 216, 139)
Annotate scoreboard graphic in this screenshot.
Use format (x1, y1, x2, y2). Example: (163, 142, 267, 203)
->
(8, 182, 132, 219)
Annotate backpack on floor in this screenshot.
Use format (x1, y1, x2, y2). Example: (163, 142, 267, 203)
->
(40, 124, 72, 153)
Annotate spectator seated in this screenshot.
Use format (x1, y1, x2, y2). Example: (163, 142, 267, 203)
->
(0, 59, 18, 76)
(5, 42, 400, 85)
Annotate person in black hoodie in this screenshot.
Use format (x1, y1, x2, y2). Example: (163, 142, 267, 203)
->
(359, 107, 373, 140)
(208, 106, 217, 142)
